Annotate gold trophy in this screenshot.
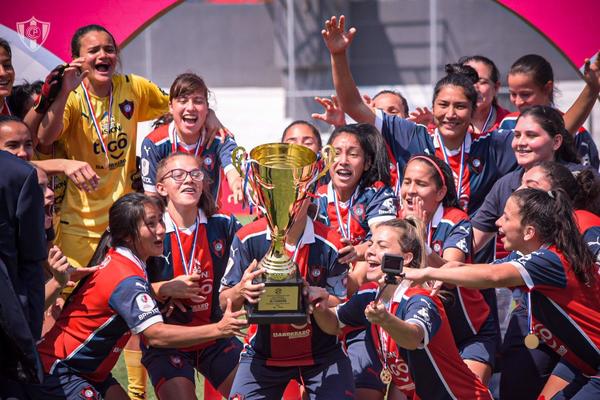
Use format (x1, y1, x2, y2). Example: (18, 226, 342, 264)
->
(232, 143, 334, 324)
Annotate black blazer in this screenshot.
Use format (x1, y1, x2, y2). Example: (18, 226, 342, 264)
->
(0, 150, 46, 383)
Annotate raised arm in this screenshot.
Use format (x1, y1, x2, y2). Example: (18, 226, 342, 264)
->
(37, 59, 86, 147)
(563, 53, 600, 135)
(322, 15, 376, 125)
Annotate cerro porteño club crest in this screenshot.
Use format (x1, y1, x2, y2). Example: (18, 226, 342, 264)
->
(16, 17, 51, 52)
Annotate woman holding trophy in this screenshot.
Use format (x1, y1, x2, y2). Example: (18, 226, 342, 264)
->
(139, 152, 244, 399)
(219, 142, 355, 399)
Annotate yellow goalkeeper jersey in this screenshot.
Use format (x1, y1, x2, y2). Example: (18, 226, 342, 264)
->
(57, 73, 168, 237)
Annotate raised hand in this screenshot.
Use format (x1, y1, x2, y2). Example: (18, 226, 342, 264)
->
(61, 58, 87, 94)
(408, 107, 434, 126)
(217, 298, 248, 337)
(322, 15, 357, 55)
(239, 260, 266, 304)
(47, 245, 98, 288)
(312, 95, 346, 127)
(582, 51, 600, 93)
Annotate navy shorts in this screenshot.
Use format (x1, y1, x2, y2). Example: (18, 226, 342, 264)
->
(345, 330, 385, 392)
(25, 371, 119, 400)
(228, 352, 355, 400)
(459, 311, 498, 367)
(142, 337, 242, 392)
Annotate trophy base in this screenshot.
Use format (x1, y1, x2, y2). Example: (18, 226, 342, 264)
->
(246, 279, 307, 324)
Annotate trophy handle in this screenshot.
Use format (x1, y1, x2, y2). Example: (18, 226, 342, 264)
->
(231, 146, 266, 212)
(316, 144, 335, 180)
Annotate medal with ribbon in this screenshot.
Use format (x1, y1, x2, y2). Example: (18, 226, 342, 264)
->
(332, 184, 359, 242)
(170, 122, 204, 157)
(436, 131, 466, 204)
(524, 291, 540, 349)
(169, 213, 201, 275)
(81, 82, 112, 168)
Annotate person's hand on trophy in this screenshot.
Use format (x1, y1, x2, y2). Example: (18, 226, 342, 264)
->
(237, 260, 267, 304)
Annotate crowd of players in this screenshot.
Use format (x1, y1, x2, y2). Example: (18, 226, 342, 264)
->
(1, 13, 600, 400)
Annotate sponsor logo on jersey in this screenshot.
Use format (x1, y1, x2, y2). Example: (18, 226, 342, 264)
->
(141, 158, 150, 177)
(136, 293, 156, 312)
(119, 100, 134, 119)
(93, 131, 129, 161)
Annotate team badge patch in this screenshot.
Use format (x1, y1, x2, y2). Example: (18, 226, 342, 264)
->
(203, 154, 215, 171)
(212, 239, 225, 258)
(119, 100, 134, 119)
(135, 293, 155, 312)
(431, 240, 443, 255)
(470, 156, 483, 174)
(80, 386, 98, 399)
(310, 265, 323, 280)
(353, 203, 365, 218)
(169, 355, 184, 369)
(230, 395, 245, 400)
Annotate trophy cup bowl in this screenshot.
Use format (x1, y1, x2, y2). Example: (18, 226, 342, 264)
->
(232, 143, 333, 324)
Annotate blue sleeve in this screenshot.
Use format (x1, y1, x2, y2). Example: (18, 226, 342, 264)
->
(377, 111, 434, 166)
(494, 251, 521, 264)
(574, 129, 600, 170)
(109, 276, 163, 334)
(141, 136, 163, 193)
(399, 295, 442, 347)
(365, 186, 398, 228)
(336, 288, 376, 328)
(217, 136, 237, 172)
(220, 234, 250, 290)
(583, 227, 600, 263)
(442, 219, 473, 257)
(508, 249, 567, 289)
(491, 129, 518, 176)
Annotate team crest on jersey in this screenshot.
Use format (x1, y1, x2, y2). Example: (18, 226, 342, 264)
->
(470, 156, 483, 174)
(80, 386, 98, 399)
(135, 293, 155, 312)
(169, 355, 184, 369)
(230, 395, 245, 400)
(353, 203, 365, 218)
(119, 100, 134, 119)
(309, 265, 323, 281)
(431, 240, 443, 255)
(212, 239, 225, 258)
(16, 17, 50, 52)
(203, 154, 215, 171)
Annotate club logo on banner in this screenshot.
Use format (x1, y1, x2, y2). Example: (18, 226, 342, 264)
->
(16, 17, 51, 52)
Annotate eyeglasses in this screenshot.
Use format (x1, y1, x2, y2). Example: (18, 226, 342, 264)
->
(161, 168, 204, 182)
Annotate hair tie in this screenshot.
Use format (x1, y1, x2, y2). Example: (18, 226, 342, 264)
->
(410, 155, 446, 187)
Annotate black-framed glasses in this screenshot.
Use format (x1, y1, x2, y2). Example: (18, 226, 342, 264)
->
(162, 168, 204, 182)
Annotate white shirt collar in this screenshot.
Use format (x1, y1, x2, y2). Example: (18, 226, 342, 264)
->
(115, 246, 146, 270)
(430, 203, 445, 229)
(433, 129, 473, 154)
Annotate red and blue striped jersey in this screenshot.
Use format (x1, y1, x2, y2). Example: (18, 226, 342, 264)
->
(38, 247, 163, 382)
(140, 122, 237, 202)
(220, 218, 348, 366)
(314, 181, 398, 245)
(146, 211, 241, 351)
(428, 205, 491, 344)
(509, 247, 600, 374)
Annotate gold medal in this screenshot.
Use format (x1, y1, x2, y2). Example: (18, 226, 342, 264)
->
(380, 367, 392, 385)
(524, 333, 540, 349)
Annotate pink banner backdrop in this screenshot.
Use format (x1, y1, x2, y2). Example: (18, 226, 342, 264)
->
(0, 0, 181, 62)
(498, 0, 599, 68)
(1, 0, 597, 67)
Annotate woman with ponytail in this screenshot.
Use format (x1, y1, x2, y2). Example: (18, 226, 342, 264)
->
(311, 218, 492, 399)
(404, 188, 600, 399)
